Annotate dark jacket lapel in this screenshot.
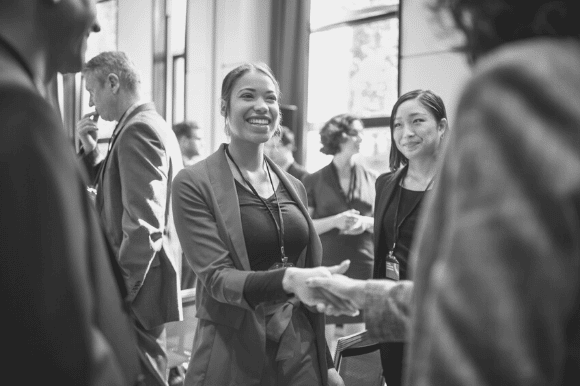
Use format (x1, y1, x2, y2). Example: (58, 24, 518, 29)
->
(373, 166, 406, 264)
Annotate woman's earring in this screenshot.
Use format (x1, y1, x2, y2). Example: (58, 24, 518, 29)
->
(275, 126, 282, 137)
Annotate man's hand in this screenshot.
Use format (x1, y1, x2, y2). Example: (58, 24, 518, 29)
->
(328, 368, 345, 386)
(282, 260, 359, 315)
(306, 273, 367, 316)
(76, 111, 100, 152)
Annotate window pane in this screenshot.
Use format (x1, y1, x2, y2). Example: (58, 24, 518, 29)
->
(307, 17, 399, 124)
(310, 0, 399, 31)
(173, 57, 186, 124)
(86, 0, 117, 61)
(171, 0, 187, 55)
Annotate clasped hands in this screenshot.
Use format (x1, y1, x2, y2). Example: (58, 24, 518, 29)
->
(282, 260, 367, 317)
(336, 209, 372, 235)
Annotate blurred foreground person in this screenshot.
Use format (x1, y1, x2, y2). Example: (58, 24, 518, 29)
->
(309, 0, 580, 384)
(77, 51, 184, 385)
(172, 62, 349, 386)
(0, 0, 141, 385)
(264, 125, 309, 181)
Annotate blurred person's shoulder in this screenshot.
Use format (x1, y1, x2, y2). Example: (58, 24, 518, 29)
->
(376, 170, 399, 190)
(301, 162, 329, 186)
(1, 83, 58, 152)
(469, 38, 580, 93)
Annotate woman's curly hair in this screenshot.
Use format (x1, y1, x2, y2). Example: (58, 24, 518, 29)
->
(430, 0, 580, 62)
(319, 113, 363, 155)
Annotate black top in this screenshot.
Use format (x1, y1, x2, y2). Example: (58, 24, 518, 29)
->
(381, 185, 426, 280)
(238, 180, 309, 307)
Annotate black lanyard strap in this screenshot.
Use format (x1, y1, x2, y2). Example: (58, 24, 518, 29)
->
(225, 145, 288, 265)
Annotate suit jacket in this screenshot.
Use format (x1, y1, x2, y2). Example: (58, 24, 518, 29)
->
(372, 167, 406, 279)
(406, 38, 580, 385)
(172, 144, 328, 386)
(1, 76, 140, 383)
(84, 102, 183, 329)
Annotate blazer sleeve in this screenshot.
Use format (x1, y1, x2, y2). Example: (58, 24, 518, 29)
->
(116, 122, 170, 300)
(172, 167, 253, 310)
(363, 280, 413, 342)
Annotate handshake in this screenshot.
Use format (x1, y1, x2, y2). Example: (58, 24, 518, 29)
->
(282, 260, 367, 317)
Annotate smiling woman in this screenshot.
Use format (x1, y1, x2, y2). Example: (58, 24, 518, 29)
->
(171, 62, 349, 386)
(372, 89, 448, 386)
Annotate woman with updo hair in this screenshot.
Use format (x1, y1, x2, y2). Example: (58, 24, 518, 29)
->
(302, 113, 376, 341)
(172, 62, 347, 386)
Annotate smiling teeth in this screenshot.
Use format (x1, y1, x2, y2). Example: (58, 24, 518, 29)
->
(248, 118, 269, 125)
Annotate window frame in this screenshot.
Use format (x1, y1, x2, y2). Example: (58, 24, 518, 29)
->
(308, 2, 400, 130)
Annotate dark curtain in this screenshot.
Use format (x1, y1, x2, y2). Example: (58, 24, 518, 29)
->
(270, 0, 311, 165)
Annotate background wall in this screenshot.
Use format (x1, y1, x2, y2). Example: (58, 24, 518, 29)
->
(114, 0, 470, 156)
(399, 0, 471, 127)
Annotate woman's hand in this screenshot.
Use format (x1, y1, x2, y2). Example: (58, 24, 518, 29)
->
(341, 214, 374, 235)
(328, 368, 345, 386)
(282, 260, 359, 315)
(334, 209, 360, 232)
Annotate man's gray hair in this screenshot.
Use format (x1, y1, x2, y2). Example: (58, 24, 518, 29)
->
(83, 51, 140, 93)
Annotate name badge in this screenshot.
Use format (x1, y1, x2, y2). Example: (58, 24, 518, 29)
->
(385, 261, 400, 281)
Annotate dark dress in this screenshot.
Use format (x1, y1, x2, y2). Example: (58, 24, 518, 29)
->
(303, 162, 375, 280)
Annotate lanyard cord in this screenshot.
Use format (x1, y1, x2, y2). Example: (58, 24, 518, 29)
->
(225, 145, 288, 263)
(0, 35, 36, 87)
(390, 174, 435, 255)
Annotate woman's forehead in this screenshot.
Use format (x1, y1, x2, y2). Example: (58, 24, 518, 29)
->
(396, 99, 430, 118)
(233, 70, 277, 93)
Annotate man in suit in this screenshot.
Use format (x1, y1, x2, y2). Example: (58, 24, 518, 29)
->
(77, 51, 184, 386)
(0, 1, 142, 385)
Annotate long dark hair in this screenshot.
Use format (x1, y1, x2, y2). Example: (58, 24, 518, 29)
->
(430, 0, 580, 62)
(389, 90, 447, 171)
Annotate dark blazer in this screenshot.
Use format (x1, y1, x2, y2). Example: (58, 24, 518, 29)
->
(84, 102, 183, 329)
(372, 167, 406, 279)
(172, 144, 328, 386)
(1, 81, 140, 384)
